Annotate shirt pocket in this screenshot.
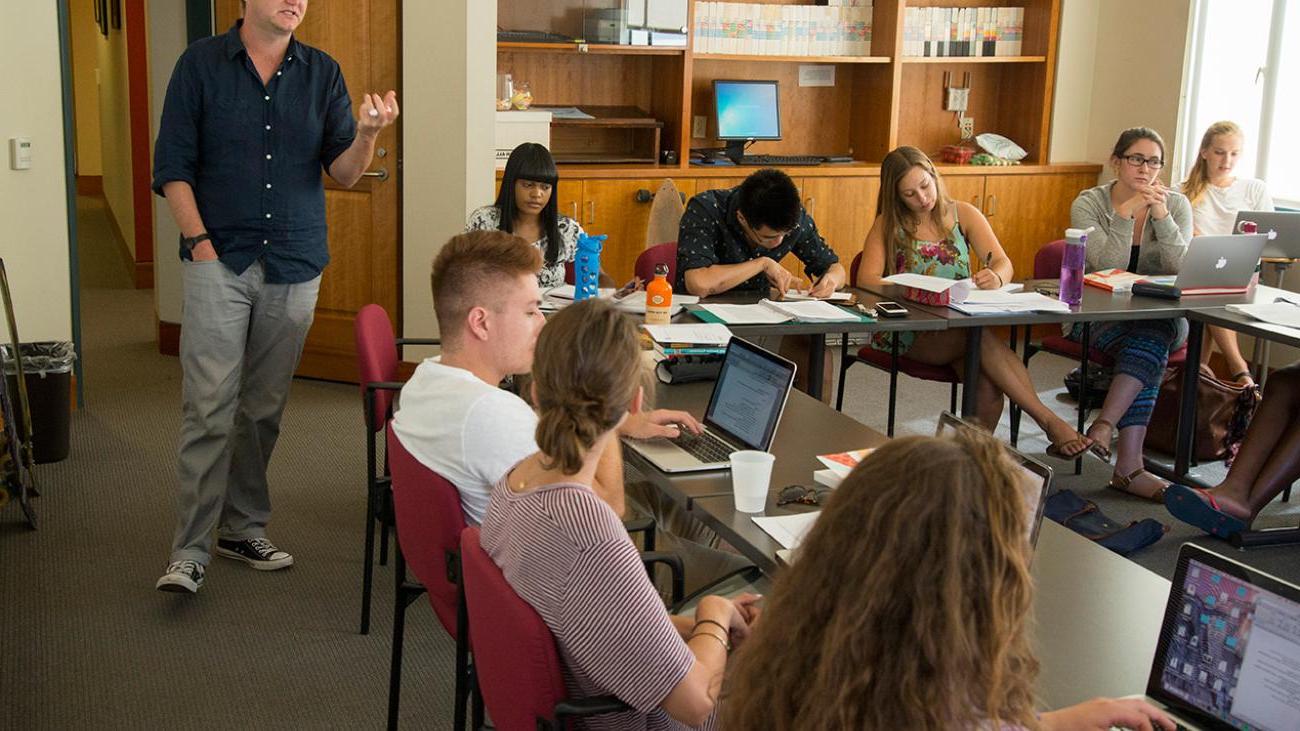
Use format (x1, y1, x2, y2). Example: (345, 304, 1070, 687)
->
(207, 98, 257, 146)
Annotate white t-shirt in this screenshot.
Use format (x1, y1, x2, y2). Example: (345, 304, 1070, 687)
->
(1190, 177, 1274, 236)
(391, 358, 538, 525)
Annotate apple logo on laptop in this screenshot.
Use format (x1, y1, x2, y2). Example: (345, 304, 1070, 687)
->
(1215, 256, 1228, 269)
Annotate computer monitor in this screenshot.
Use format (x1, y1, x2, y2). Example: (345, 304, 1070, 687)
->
(714, 79, 781, 161)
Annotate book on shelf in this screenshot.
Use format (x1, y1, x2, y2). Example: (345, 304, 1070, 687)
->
(902, 6, 1023, 58)
(692, 2, 873, 57)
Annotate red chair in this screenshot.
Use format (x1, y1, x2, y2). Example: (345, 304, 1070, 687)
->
(387, 428, 474, 730)
(353, 304, 437, 635)
(460, 526, 630, 731)
(635, 241, 677, 285)
(835, 253, 959, 436)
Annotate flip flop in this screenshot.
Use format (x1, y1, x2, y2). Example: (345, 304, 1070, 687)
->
(1085, 418, 1116, 463)
(1044, 434, 1093, 461)
(1164, 484, 1247, 539)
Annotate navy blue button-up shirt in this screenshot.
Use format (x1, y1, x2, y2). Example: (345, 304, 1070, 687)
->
(152, 21, 356, 284)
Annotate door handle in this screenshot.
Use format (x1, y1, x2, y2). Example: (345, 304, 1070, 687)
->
(362, 167, 389, 182)
(986, 194, 997, 217)
(805, 196, 816, 219)
(586, 200, 595, 225)
(570, 202, 578, 220)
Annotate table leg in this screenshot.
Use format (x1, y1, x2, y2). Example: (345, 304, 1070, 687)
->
(808, 333, 826, 401)
(1257, 264, 1287, 390)
(1174, 320, 1204, 478)
(961, 326, 982, 418)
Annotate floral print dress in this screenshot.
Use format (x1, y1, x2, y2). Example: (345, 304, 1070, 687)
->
(866, 220, 971, 355)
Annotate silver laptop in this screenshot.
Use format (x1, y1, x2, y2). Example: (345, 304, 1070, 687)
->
(624, 338, 796, 473)
(1171, 234, 1270, 292)
(1138, 543, 1300, 730)
(1234, 210, 1300, 259)
(935, 412, 1053, 547)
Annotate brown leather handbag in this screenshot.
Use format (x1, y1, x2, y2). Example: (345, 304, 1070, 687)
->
(1146, 364, 1261, 463)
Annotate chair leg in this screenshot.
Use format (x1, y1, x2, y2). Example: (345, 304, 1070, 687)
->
(1075, 323, 1090, 476)
(887, 333, 899, 437)
(361, 484, 377, 635)
(1283, 484, 1292, 503)
(834, 333, 850, 412)
(1009, 326, 1022, 446)
(379, 497, 391, 567)
(388, 550, 410, 731)
(949, 383, 958, 414)
(454, 581, 471, 731)
(470, 679, 485, 731)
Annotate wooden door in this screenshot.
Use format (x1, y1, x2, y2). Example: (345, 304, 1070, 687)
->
(555, 179, 583, 225)
(798, 176, 879, 280)
(581, 179, 661, 283)
(943, 174, 986, 211)
(216, 0, 399, 381)
(983, 173, 1096, 281)
(692, 177, 747, 195)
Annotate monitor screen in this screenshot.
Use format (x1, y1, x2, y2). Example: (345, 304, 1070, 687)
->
(714, 80, 781, 141)
(705, 339, 795, 450)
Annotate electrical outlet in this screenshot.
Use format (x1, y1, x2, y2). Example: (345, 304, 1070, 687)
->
(692, 115, 708, 139)
(959, 117, 975, 140)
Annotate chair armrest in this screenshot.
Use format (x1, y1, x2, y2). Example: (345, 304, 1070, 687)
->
(395, 337, 440, 346)
(365, 381, 406, 392)
(553, 695, 630, 722)
(622, 514, 656, 552)
(640, 551, 684, 605)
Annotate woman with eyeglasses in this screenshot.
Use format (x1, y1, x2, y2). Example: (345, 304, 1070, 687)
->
(725, 428, 1175, 730)
(468, 142, 610, 289)
(1068, 127, 1192, 501)
(1182, 120, 1275, 387)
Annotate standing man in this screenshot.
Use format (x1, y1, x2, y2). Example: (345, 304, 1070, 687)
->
(152, 0, 398, 593)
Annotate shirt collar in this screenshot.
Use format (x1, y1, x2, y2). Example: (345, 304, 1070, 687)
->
(222, 19, 309, 65)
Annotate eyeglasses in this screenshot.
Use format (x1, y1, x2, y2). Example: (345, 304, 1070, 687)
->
(1122, 154, 1164, 170)
(776, 484, 834, 507)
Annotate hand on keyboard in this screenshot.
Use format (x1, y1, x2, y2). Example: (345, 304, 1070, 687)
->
(620, 408, 704, 440)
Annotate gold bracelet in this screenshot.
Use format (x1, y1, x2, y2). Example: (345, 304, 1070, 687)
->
(688, 630, 730, 652)
(693, 618, 729, 636)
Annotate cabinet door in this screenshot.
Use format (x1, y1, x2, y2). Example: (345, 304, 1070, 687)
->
(556, 179, 584, 225)
(582, 179, 661, 283)
(799, 176, 879, 279)
(983, 173, 1097, 281)
(942, 175, 986, 212)
(693, 177, 747, 196)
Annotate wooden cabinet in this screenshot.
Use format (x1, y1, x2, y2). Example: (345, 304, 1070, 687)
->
(798, 176, 879, 275)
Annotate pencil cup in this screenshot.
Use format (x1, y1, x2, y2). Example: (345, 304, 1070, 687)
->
(730, 450, 775, 513)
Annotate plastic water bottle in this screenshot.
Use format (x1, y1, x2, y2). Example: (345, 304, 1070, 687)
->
(1059, 227, 1088, 306)
(573, 233, 605, 301)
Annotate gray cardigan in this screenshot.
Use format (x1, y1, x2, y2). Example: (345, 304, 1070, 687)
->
(1070, 181, 1192, 275)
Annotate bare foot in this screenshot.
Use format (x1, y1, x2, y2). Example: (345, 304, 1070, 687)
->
(1199, 487, 1253, 522)
(1044, 419, 1093, 458)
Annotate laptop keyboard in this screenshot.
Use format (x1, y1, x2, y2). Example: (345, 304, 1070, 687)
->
(672, 430, 735, 464)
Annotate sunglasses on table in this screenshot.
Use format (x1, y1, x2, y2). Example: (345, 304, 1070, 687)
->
(776, 484, 834, 507)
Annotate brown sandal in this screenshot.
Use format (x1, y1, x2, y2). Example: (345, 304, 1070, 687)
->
(1106, 467, 1168, 503)
(1044, 433, 1094, 461)
(1085, 418, 1116, 463)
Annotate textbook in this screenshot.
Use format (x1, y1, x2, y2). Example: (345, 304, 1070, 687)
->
(1083, 269, 1144, 293)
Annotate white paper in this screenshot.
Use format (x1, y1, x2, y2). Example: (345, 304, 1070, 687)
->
(883, 272, 967, 294)
(641, 323, 733, 346)
(1225, 302, 1300, 330)
(759, 299, 859, 322)
(782, 289, 852, 302)
(949, 292, 1071, 315)
(752, 512, 820, 550)
(698, 303, 792, 324)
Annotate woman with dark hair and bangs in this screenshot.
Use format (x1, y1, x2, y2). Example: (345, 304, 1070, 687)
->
(467, 142, 608, 288)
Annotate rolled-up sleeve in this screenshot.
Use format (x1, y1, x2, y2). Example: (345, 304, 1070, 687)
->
(152, 54, 201, 196)
(319, 65, 356, 171)
(790, 213, 838, 278)
(1146, 193, 1192, 273)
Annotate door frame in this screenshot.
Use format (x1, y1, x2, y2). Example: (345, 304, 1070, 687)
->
(57, 0, 85, 408)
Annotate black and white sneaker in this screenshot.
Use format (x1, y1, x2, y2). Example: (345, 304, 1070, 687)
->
(216, 537, 294, 571)
(156, 560, 205, 593)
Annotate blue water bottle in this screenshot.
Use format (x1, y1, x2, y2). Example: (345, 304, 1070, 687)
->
(1059, 227, 1088, 305)
(573, 233, 605, 301)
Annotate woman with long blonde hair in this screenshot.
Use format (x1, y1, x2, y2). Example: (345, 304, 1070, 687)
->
(1182, 121, 1275, 385)
(857, 146, 1093, 460)
(725, 429, 1174, 730)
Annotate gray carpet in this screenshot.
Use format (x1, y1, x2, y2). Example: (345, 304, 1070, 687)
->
(2, 197, 1298, 728)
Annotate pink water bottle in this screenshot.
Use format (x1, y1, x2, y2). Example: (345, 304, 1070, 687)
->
(1059, 227, 1088, 305)
(1238, 220, 1261, 286)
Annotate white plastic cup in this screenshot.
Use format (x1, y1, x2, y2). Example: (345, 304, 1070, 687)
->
(730, 450, 775, 513)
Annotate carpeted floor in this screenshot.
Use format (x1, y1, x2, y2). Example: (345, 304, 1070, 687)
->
(2, 195, 1297, 728)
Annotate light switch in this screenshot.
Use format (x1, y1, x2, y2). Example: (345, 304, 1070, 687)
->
(9, 137, 32, 170)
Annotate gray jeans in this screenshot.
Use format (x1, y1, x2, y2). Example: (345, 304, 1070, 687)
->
(170, 259, 320, 564)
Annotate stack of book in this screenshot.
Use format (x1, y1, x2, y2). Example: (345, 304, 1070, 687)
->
(1083, 269, 1145, 293)
(692, 2, 874, 56)
(901, 6, 1024, 58)
(642, 323, 732, 358)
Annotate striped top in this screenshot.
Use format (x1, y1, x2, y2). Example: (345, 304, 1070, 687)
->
(480, 473, 712, 731)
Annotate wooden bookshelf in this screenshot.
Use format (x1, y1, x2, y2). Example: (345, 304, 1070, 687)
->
(693, 54, 893, 64)
(901, 55, 1047, 63)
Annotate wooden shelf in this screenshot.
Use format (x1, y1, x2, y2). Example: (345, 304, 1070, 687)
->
(901, 55, 1047, 64)
(497, 41, 685, 56)
(693, 53, 892, 64)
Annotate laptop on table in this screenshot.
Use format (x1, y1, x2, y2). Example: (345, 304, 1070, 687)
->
(624, 338, 796, 473)
(1234, 210, 1300, 260)
(1139, 543, 1300, 730)
(1135, 234, 1269, 297)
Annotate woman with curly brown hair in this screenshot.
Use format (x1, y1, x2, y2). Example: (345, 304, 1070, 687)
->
(725, 429, 1174, 730)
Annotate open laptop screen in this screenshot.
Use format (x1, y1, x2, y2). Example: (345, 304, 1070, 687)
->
(1149, 545, 1300, 731)
(703, 338, 796, 451)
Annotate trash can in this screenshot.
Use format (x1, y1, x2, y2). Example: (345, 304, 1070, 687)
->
(2, 341, 76, 464)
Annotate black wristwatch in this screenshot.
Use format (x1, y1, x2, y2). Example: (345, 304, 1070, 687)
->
(181, 233, 212, 252)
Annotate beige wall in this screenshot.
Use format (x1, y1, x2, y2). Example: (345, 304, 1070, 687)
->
(1050, 0, 1193, 177)
(69, 0, 103, 177)
(0, 3, 73, 342)
(150, 0, 186, 324)
(97, 4, 134, 255)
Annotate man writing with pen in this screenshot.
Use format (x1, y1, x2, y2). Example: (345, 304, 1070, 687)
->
(675, 168, 845, 397)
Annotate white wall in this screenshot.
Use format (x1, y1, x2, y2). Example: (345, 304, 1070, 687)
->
(400, 1, 496, 345)
(0, 3, 73, 343)
(149, 0, 187, 324)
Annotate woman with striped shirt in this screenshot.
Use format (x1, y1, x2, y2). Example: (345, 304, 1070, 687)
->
(479, 298, 759, 730)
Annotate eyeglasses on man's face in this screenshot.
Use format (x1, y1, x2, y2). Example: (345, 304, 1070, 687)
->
(1122, 154, 1164, 170)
